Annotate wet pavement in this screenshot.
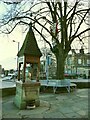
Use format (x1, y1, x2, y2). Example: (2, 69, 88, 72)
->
(1, 88, 89, 119)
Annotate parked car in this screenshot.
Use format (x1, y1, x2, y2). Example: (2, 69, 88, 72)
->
(2, 74, 14, 81)
(64, 73, 78, 79)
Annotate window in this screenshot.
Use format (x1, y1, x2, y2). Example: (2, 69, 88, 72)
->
(87, 59, 90, 65)
(78, 59, 81, 64)
(67, 58, 72, 65)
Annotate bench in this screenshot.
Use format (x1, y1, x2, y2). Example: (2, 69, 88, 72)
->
(41, 79, 77, 93)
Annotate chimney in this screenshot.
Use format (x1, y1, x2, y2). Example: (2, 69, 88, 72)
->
(80, 46, 84, 54)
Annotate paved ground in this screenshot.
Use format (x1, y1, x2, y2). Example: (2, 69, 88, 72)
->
(1, 88, 89, 119)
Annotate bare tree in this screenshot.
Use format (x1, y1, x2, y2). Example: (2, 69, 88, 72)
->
(0, 0, 90, 79)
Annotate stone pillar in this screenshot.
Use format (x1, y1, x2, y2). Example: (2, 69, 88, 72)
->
(14, 81, 41, 109)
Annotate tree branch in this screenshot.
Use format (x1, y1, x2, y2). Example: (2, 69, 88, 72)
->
(71, 28, 90, 42)
(57, 2, 64, 46)
(46, 2, 54, 22)
(68, 2, 78, 40)
(0, 20, 29, 34)
(71, 9, 90, 42)
(33, 25, 52, 50)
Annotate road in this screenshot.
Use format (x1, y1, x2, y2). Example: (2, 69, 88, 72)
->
(0, 78, 89, 89)
(0, 78, 16, 89)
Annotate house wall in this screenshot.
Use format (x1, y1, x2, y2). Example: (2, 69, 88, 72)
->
(65, 53, 90, 78)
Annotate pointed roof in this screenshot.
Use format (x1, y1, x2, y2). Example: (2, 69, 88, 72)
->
(17, 24, 42, 57)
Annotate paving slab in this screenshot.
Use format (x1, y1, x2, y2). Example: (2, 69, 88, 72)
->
(2, 89, 89, 119)
(64, 112, 82, 118)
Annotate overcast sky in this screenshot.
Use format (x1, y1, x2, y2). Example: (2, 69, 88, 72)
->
(0, 1, 24, 69)
(0, 18, 28, 69)
(0, 0, 89, 70)
(0, 0, 40, 70)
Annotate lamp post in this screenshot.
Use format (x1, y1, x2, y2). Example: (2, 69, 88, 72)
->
(46, 53, 51, 83)
(13, 40, 20, 71)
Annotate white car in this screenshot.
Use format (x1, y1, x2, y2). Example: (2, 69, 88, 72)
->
(2, 74, 14, 81)
(1, 74, 4, 78)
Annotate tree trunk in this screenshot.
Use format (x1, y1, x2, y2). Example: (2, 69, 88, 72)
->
(56, 53, 65, 80)
(52, 45, 67, 80)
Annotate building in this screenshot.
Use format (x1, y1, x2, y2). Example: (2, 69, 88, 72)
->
(40, 48, 90, 79)
(65, 49, 90, 78)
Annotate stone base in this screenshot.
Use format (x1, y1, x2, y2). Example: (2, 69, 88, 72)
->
(14, 81, 41, 109)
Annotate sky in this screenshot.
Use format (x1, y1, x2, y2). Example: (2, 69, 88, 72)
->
(0, 1, 25, 69)
(0, 0, 41, 70)
(0, 14, 28, 70)
(0, 28, 24, 70)
(0, 0, 30, 70)
(0, 0, 89, 70)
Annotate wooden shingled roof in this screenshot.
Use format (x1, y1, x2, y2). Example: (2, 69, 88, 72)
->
(17, 24, 42, 57)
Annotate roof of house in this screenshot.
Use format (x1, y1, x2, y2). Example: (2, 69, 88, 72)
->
(17, 24, 42, 57)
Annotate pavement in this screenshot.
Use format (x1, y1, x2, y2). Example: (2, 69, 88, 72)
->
(1, 88, 89, 119)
